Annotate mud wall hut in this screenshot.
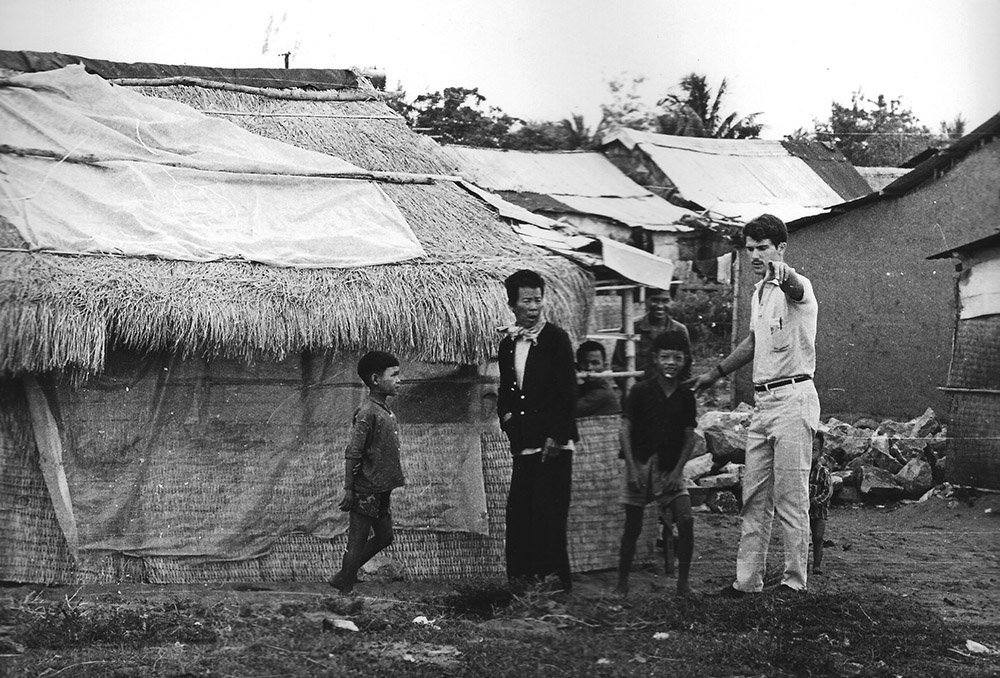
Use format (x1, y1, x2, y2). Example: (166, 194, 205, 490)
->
(766, 113, 1000, 420)
(928, 231, 1000, 490)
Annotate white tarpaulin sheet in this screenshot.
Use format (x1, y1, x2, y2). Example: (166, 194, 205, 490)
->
(0, 66, 425, 267)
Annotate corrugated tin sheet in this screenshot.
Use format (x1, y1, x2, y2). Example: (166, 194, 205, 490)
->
(0, 49, 368, 90)
(443, 145, 699, 229)
(603, 129, 870, 222)
(780, 141, 872, 199)
(442, 146, 651, 196)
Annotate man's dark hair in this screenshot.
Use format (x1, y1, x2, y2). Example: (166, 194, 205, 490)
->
(357, 350, 399, 386)
(504, 269, 546, 305)
(743, 213, 788, 247)
(576, 340, 607, 364)
(651, 330, 689, 354)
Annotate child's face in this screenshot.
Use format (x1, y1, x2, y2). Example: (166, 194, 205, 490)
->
(372, 365, 402, 396)
(510, 286, 544, 328)
(578, 350, 606, 374)
(653, 349, 686, 379)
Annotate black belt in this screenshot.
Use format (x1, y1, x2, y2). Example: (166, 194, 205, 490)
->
(754, 375, 811, 392)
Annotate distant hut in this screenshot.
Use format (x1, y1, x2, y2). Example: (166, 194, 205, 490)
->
(928, 230, 1000, 490)
(0, 55, 618, 584)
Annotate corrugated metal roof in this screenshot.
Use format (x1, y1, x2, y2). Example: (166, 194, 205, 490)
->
(442, 145, 699, 230)
(442, 146, 650, 196)
(0, 49, 371, 90)
(603, 129, 871, 223)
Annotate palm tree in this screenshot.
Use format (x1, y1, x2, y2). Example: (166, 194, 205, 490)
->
(656, 73, 763, 139)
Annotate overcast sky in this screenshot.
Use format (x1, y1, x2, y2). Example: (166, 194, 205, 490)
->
(3, 0, 998, 139)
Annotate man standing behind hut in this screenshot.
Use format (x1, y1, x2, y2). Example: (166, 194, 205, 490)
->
(497, 269, 579, 592)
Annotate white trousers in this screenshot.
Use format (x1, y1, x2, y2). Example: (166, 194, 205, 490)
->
(734, 380, 820, 592)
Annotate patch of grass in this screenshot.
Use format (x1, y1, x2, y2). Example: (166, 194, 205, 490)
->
(438, 577, 516, 618)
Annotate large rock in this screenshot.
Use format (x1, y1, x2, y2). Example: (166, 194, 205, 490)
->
(826, 426, 871, 462)
(834, 486, 863, 505)
(683, 454, 715, 482)
(907, 407, 941, 439)
(698, 473, 741, 489)
(859, 465, 904, 497)
(893, 437, 929, 461)
(895, 458, 934, 497)
(699, 409, 750, 463)
(870, 444, 904, 474)
(690, 428, 708, 459)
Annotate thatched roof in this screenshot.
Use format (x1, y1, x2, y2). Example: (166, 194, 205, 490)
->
(0, 67, 592, 377)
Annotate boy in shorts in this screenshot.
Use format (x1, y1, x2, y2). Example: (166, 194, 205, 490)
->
(615, 331, 698, 597)
(330, 351, 405, 593)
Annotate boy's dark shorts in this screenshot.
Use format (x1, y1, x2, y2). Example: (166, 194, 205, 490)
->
(349, 491, 392, 519)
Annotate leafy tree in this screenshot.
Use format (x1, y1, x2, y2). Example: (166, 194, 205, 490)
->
(406, 87, 520, 148)
(595, 76, 660, 139)
(814, 91, 935, 167)
(656, 73, 763, 139)
(503, 115, 598, 151)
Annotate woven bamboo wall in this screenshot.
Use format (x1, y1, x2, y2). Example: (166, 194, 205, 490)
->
(1, 409, 657, 584)
(945, 315, 1000, 490)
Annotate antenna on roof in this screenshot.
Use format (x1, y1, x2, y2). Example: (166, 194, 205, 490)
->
(279, 52, 291, 69)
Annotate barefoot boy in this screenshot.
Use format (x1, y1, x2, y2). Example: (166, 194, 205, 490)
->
(330, 351, 405, 593)
(616, 332, 698, 597)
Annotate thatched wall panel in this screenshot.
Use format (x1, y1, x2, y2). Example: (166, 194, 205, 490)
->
(946, 392, 1000, 490)
(2, 412, 654, 583)
(949, 315, 1000, 390)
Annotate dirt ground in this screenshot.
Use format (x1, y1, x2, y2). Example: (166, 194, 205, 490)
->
(2, 489, 999, 676)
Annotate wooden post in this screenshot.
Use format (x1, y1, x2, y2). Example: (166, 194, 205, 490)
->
(622, 288, 636, 394)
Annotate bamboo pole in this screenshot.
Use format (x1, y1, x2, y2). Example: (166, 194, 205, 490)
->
(0, 145, 462, 184)
(622, 288, 636, 394)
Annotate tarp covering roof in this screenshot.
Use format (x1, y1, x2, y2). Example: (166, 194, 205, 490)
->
(441, 145, 698, 231)
(602, 129, 872, 223)
(0, 49, 377, 90)
(0, 66, 424, 267)
(0, 56, 592, 375)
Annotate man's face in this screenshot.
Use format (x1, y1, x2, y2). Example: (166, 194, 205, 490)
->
(646, 292, 671, 320)
(510, 286, 544, 328)
(578, 350, 606, 374)
(745, 236, 786, 279)
(653, 349, 686, 379)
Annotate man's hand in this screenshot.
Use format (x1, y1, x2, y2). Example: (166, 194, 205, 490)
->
(338, 489, 355, 512)
(542, 437, 561, 462)
(766, 261, 795, 284)
(684, 371, 718, 393)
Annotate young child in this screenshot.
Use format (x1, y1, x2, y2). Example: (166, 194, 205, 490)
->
(616, 331, 698, 597)
(809, 431, 833, 575)
(575, 340, 622, 418)
(330, 351, 406, 593)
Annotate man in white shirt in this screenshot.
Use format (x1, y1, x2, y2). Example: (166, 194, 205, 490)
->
(687, 214, 820, 595)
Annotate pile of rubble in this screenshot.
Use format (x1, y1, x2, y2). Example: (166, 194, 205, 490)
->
(684, 404, 948, 512)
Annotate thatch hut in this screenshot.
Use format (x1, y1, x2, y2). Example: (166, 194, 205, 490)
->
(0, 54, 652, 585)
(928, 230, 1000, 490)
